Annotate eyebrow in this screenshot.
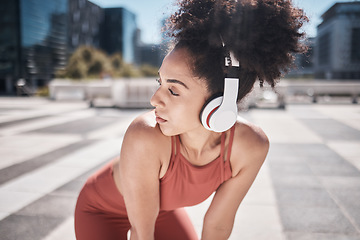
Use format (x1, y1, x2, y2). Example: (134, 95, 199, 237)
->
(167, 79, 189, 89)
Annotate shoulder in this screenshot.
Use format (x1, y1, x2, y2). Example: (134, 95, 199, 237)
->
(230, 117, 269, 175)
(234, 117, 269, 152)
(121, 110, 171, 162)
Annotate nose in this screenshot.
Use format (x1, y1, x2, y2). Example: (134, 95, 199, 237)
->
(150, 87, 165, 108)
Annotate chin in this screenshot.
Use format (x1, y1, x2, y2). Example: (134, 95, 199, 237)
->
(158, 125, 176, 137)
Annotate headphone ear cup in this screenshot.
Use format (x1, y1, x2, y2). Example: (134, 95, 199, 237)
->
(200, 96, 223, 131)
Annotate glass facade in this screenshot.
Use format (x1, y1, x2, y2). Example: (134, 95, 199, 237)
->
(101, 8, 137, 64)
(0, 0, 139, 95)
(315, 2, 360, 79)
(68, 0, 103, 53)
(318, 32, 331, 66)
(0, 0, 20, 93)
(121, 8, 137, 64)
(20, 0, 68, 85)
(0, 0, 68, 94)
(351, 28, 360, 63)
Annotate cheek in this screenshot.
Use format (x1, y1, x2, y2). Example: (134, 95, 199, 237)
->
(185, 99, 205, 123)
(171, 101, 202, 126)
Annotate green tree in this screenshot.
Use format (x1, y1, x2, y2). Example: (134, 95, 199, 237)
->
(140, 64, 159, 77)
(110, 53, 124, 77)
(66, 58, 87, 79)
(56, 45, 149, 80)
(121, 63, 142, 78)
(87, 49, 111, 78)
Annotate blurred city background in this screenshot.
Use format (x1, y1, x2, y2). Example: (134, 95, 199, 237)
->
(0, 0, 360, 240)
(0, 0, 359, 102)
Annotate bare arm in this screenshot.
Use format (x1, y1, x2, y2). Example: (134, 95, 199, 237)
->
(118, 118, 167, 240)
(201, 124, 269, 240)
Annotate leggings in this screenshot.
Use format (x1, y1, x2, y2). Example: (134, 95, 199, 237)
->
(74, 162, 199, 240)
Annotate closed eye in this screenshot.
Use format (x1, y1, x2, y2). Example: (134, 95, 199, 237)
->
(157, 78, 179, 96)
(168, 88, 179, 96)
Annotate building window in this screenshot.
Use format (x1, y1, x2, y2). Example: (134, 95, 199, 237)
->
(73, 11, 80, 22)
(79, 0, 85, 8)
(72, 35, 79, 46)
(82, 22, 89, 33)
(351, 28, 360, 62)
(318, 32, 331, 65)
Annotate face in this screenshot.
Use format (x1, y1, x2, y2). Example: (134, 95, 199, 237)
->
(150, 47, 210, 136)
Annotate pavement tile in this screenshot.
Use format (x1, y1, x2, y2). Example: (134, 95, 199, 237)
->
(268, 143, 345, 164)
(0, 214, 64, 240)
(312, 105, 360, 132)
(269, 162, 314, 176)
(327, 141, 360, 171)
(300, 118, 360, 141)
(0, 139, 97, 185)
(231, 204, 286, 240)
(286, 105, 329, 119)
(326, 188, 360, 230)
(270, 174, 324, 189)
(278, 206, 358, 234)
(0, 115, 53, 128)
(348, 207, 360, 232)
(0, 110, 96, 136)
(274, 188, 338, 208)
(308, 162, 360, 177)
(29, 116, 121, 134)
(0, 212, 9, 220)
(17, 194, 76, 219)
(250, 112, 323, 143)
(319, 176, 360, 190)
(0, 191, 43, 216)
(0, 157, 107, 240)
(285, 232, 360, 240)
(0, 133, 81, 169)
(242, 167, 278, 205)
(42, 217, 76, 240)
(1, 98, 360, 239)
(51, 163, 105, 198)
(0, 165, 86, 193)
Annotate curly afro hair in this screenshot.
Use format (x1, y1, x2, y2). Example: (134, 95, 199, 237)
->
(165, 0, 308, 101)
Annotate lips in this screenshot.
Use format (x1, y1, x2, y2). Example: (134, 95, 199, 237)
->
(155, 112, 167, 124)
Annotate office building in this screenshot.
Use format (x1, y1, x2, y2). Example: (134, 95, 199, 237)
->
(314, 2, 360, 79)
(0, 0, 140, 95)
(0, 0, 68, 94)
(68, 0, 104, 53)
(100, 8, 138, 64)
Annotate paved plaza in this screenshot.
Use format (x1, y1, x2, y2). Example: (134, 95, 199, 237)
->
(0, 97, 359, 240)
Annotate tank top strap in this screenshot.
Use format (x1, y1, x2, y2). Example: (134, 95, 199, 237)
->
(171, 136, 176, 158)
(226, 125, 236, 162)
(220, 131, 226, 160)
(175, 135, 181, 157)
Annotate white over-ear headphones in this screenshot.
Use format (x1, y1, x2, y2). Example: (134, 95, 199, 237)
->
(200, 51, 240, 132)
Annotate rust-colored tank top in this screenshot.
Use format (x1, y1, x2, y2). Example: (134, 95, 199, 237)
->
(159, 126, 235, 211)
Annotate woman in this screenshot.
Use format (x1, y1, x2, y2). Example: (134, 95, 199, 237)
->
(75, 0, 308, 239)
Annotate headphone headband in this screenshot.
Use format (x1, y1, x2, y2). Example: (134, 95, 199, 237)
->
(225, 51, 240, 67)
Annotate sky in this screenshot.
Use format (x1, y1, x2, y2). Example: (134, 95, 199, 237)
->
(90, 0, 359, 44)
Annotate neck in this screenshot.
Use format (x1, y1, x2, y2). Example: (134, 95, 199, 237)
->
(179, 127, 222, 161)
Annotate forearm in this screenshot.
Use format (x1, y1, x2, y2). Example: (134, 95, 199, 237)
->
(125, 198, 159, 240)
(201, 225, 232, 240)
(130, 226, 155, 240)
(201, 216, 234, 240)
(121, 175, 159, 240)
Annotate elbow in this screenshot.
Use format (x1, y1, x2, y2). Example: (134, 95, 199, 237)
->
(202, 218, 233, 240)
